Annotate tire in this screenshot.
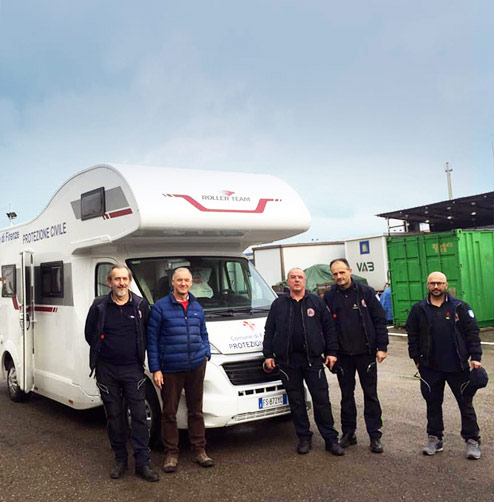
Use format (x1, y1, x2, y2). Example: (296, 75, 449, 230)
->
(6, 360, 29, 402)
(145, 379, 162, 450)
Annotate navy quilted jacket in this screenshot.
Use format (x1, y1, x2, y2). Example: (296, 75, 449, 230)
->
(147, 292, 211, 373)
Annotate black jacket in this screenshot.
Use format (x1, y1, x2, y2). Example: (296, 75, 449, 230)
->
(405, 293, 481, 370)
(324, 280, 388, 354)
(85, 292, 150, 374)
(263, 292, 338, 365)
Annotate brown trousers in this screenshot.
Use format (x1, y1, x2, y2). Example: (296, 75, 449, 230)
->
(161, 362, 207, 455)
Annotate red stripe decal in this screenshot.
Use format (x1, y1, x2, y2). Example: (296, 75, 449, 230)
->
(108, 208, 133, 218)
(171, 195, 276, 214)
(34, 306, 58, 313)
(12, 297, 19, 310)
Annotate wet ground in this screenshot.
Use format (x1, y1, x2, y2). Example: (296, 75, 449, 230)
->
(1, 336, 493, 502)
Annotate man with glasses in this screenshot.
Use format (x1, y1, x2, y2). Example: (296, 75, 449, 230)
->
(406, 271, 483, 459)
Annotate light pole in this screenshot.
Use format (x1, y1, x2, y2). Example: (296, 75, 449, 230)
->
(444, 162, 453, 200)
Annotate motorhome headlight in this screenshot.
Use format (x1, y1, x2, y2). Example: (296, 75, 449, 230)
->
(209, 342, 221, 354)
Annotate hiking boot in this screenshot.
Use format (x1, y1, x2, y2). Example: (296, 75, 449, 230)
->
(339, 431, 357, 448)
(194, 450, 214, 467)
(163, 455, 178, 473)
(135, 464, 160, 482)
(370, 437, 384, 453)
(422, 435, 443, 456)
(325, 441, 345, 456)
(465, 439, 481, 460)
(110, 460, 128, 479)
(297, 438, 312, 454)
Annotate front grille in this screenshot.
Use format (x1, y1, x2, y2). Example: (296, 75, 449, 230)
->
(222, 359, 280, 386)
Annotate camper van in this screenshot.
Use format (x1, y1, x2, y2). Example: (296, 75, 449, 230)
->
(0, 163, 310, 444)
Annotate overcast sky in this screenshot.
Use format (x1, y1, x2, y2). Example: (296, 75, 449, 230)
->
(1, 1, 492, 243)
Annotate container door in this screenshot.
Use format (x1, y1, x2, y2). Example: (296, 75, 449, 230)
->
(20, 250, 35, 392)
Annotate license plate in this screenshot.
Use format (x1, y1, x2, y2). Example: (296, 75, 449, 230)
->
(258, 394, 288, 409)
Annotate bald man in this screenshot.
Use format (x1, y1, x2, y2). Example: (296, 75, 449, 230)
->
(406, 271, 483, 459)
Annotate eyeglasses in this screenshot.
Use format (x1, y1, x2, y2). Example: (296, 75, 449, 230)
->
(428, 281, 446, 286)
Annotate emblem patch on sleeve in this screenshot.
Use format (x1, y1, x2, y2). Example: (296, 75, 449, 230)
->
(468, 309, 475, 318)
(307, 308, 315, 317)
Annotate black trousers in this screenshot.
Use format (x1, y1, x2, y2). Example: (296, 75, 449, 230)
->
(336, 353, 383, 438)
(96, 361, 150, 467)
(279, 354, 339, 443)
(418, 364, 480, 441)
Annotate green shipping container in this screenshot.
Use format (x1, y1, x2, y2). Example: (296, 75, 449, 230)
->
(387, 229, 494, 327)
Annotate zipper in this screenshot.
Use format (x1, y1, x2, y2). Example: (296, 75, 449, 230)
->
(301, 297, 311, 367)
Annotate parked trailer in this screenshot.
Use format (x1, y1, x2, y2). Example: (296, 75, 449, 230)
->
(387, 229, 494, 327)
(344, 235, 389, 291)
(252, 241, 344, 287)
(0, 164, 310, 443)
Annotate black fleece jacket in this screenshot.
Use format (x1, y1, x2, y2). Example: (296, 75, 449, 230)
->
(263, 291, 338, 365)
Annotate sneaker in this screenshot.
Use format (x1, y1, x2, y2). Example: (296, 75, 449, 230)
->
(135, 465, 160, 482)
(110, 460, 128, 479)
(194, 450, 214, 467)
(339, 431, 357, 448)
(370, 437, 384, 454)
(465, 439, 481, 460)
(163, 455, 178, 473)
(297, 438, 312, 454)
(325, 441, 345, 456)
(422, 435, 443, 456)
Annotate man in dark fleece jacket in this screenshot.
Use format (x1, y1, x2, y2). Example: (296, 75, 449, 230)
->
(263, 268, 344, 457)
(406, 271, 483, 460)
(324, 258, 388, 454)
(85, 265, 159, 482)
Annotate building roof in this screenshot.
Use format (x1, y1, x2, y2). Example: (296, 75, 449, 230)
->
(376, 192, 494, 232)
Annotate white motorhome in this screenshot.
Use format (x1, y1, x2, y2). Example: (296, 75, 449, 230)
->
(0, 164, 310, 445)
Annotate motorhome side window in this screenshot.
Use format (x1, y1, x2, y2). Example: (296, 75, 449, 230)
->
(96, 263, 113, 297)
(1, 264, 16, 297)
(81, 187, 105, 220)
(40, 261, 64, 298)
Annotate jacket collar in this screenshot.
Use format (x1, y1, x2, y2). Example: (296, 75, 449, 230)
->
(169, 291, 198, 305)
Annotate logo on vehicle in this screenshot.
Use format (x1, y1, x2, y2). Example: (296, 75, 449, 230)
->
(242, 321, 256, 331)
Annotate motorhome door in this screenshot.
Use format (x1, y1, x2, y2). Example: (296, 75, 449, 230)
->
(20, 250, 35, 392)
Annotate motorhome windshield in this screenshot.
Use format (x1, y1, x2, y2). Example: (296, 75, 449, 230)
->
(127, 257, 277, 313)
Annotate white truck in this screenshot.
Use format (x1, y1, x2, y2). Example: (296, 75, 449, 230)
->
(0, 163, 310, 444)
(344, 235, 389, 291)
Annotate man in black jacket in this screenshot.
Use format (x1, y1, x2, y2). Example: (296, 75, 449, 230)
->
(406, 271, 482, 459)
(263, 268, 343, 456)
(324, 259, 388, 454)
(85, 265, 159, 482)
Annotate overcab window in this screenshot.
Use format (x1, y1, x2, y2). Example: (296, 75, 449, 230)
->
(81, 187, 105, 220)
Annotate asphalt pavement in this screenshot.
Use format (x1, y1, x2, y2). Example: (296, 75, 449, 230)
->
(1, 336, 493, 502)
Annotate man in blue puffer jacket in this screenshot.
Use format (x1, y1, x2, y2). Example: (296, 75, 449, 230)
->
(147, 267, 212, 473)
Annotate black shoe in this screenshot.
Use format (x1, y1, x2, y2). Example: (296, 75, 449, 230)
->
(110, 460, 128, 479)
(326, 441, 345, 456)
(135, 465, 160, 482)
(339, 432, 357, 448)
(297, 438, 312, 454)
(370, 437, 384, 453)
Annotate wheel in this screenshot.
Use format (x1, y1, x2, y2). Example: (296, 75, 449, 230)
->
(125, 378, 162, 450)
(6, 360, 29, 402)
